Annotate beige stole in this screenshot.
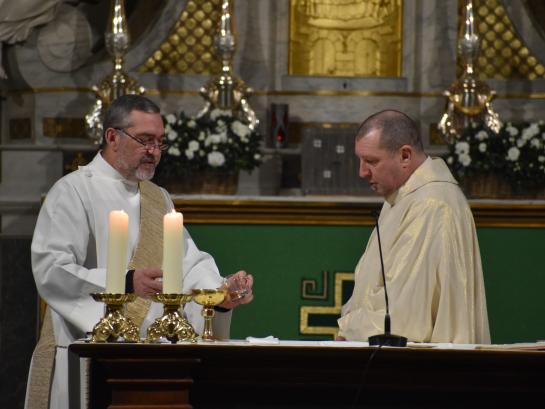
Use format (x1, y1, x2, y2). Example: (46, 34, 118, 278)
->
(125, 181, 166, 326)
(26, 180, 166, 409)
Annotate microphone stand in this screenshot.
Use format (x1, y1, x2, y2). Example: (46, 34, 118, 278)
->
(368, 212, 407, 347)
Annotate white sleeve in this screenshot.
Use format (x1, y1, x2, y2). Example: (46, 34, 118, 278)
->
(31, 179, 105, 337)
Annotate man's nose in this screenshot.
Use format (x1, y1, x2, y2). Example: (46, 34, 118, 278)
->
(359, 162, 370, 179)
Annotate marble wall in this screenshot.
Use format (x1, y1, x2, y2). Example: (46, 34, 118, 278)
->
(4, 1, 545, 227)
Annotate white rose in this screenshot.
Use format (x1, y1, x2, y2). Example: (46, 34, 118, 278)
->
(167, 130, 178, 141)
(478, 142, 487, 153)
(516, 138, 526, 148)
(446, 156, 454, 165)
(187, 120, 197, 128)
(522, 128, 534, 141)
(185, 149, 194, 159)
(165, 114, 176, 124)
(207, 151, 226, 167)
(206, 133, 223, 145)
(168, 146, 180, 156)
(231, 120, 251, 138)
(458, 153, 471, 167)
(538, 155, 545, 163)
(198, 131, 206, 141)
(530, 138, 541, 148)
(210, 109, 231, 120)
(188, 140, 200, 151)
(455, 141, 470, 155)
(506, 126, 519, 137)
(507, 147, 520, 161)
(254, 153, 261, 160)
(199, 150, 205, 157)
(476, 130, 488, 141)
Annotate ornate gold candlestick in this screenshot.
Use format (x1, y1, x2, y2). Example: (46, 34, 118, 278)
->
(197, 0, 258, 130)
(85, 0, 145, 144)
(146, 294, 197, 344)
(438, 0, 501, 142)
(192, 289, 227, 342)
(90, 293, 140, 343)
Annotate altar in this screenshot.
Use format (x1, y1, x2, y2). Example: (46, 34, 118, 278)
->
(68, 340, 545, 409)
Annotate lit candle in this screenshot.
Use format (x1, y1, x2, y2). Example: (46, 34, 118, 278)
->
(106, 210, 129, 294)
(162, 210, 184, 293)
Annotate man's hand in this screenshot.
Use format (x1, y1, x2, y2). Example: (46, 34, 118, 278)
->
(133, 267, 163, 298)
(219, 270, 254, 310)
(335, 335, 346, 341)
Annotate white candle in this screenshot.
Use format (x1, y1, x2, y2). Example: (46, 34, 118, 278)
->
(106, 210, 129, 293)
(162, 210, 184, 293)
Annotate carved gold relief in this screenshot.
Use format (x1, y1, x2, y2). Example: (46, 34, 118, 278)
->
(289, 0, 402, 77)
(139, 0, 222, 75)
(459, 0, 545, 80)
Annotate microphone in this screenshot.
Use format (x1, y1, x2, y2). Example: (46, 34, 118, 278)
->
(368, 210, 407, 347)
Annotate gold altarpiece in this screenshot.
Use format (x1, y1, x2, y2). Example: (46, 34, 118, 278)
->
(289, 0, 402, 77)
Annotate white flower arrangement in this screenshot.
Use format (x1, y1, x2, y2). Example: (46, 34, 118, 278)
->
(155, 109, 262, 183)
(445, 122, 545, 191)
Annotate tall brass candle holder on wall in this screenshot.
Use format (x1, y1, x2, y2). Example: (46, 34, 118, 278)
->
(90, 293, 140, 343)
(85, 0, 145, 144)
(197, 0, 258, 130)
(438, 0, 501, 143)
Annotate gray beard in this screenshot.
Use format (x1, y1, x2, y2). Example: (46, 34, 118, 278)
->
(135, 165, 155, 181)
(115, 155, 155, 182)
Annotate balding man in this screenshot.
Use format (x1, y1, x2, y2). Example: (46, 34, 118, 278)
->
(338, 110, 490, 344)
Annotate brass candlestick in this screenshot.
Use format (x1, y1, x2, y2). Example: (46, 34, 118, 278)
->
(90, 293, 140, 343)
(85, 0, 145, 144)
(192, 289, 227, 342)
(146, 294, 197, 344)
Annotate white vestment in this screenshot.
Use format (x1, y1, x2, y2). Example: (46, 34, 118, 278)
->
(338, 157, 490, 344)
(27, 153, 230, 409)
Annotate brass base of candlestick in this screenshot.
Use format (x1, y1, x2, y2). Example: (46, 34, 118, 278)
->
(90, 293, 140, 343)
(146, 294, 197, 344)
(192, 289, 227, 342)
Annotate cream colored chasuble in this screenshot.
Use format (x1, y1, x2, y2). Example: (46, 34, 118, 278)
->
(338, 157, 490, 344)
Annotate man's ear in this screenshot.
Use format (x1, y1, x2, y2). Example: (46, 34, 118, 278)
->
(400, 145, 413, 167)
(104, 128, 119, 151)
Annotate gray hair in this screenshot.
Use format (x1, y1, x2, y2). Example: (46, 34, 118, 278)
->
(356, 110, 423, 153)
(102, 95, 161, 146)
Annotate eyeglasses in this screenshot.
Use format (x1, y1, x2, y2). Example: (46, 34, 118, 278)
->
(115, 128, 169, 152)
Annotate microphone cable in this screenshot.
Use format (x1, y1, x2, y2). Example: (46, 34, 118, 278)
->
(350, 344, 382, 409)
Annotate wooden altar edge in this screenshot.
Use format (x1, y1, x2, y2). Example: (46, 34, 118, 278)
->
(68, 341, 545, 408)
(173, 198, 545, 228)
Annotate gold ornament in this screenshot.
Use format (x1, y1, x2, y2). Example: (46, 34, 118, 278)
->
(438, 0, 501, 143)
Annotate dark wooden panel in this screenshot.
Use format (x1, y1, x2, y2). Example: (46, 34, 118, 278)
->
(70, 342, 545, 409)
